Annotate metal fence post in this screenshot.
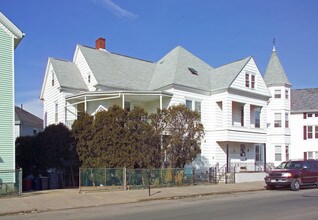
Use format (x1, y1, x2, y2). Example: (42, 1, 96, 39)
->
(123, 167, 127, 190)
(192, 167, 195, 185)
(105, 166, 107, 187)
(148, 169, 151, 196)
(79, 168, 81, 193)
(19, 168, 22, 197)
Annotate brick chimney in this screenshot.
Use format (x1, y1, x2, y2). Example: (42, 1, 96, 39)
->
(96, 37, 106, 49)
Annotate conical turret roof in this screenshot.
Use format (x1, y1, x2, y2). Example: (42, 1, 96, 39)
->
(264, 48, 291, 87)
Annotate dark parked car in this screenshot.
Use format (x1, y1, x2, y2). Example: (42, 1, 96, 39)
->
(264, 160, 318, 191)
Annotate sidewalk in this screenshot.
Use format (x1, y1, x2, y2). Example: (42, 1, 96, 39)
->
(0, 182, 266, 216)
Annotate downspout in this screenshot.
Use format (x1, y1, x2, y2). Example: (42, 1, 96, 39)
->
(226, 142, 229, 184)
(226, 142, 229, 173)
(264, 143, 267, 172)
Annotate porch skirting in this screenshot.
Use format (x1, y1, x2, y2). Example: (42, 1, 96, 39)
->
(234, 172, 266, 183)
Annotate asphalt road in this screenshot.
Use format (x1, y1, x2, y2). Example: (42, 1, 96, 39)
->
(3, 187, 318, 220)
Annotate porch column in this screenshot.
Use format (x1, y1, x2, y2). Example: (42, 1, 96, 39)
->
(223, 100, 232, 127)
(263, 143, 266, 171)
(122, 94, 125, 109)
(226, 142, 229, 173)
(160, 95, 162, 110)
(84, 96, 87, 113)
(244, 103, 250, 128)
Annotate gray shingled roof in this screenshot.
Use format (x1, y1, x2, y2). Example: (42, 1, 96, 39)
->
(15, 106, 43, 129)
(50, 44, 257, 93)
(50, 58, 88, 91)
(264, 50, 291, 87)
(210, 57, 251, 91)
(79, 45, 155, 91)
(149, 46, 213, 91)
(291, 88, 318, 112)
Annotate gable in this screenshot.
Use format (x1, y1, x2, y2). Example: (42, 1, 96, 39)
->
(210, 57, 250, 91)
(230, 58, 271, 98)
(78, 45, 155, 91)
(92, 105, 108, 115)
(73, 45, 97, 91)
(40, 61, 62, 100)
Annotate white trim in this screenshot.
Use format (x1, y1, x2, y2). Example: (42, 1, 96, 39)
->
(92, 105, 108, 115)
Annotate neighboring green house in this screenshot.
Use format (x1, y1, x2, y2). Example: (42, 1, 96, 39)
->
(0, 12, 24, 176)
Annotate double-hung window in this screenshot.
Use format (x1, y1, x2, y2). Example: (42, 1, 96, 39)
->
(285, 113, 289, 128)
(308, 126, 313, 139)
(251, 75, 255, 89)
(275, 146, 282, 161)
(52, 71, 55, 86)
(245, 74, 250, 88)
(195, 101, 201, 113)
(274, 113, 282, 128)
(274, 89, 281, 98)
(285, 89, 289, 99)
(55, 103, 58, 123)
(186, 100, 192, 110)
(255, 108, 261, 128)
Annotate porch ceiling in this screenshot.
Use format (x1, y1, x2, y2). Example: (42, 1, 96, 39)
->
(65, 91, 173, 104)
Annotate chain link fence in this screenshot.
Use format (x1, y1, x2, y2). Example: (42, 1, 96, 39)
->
(0, 169, 22, 197)
(79, 167, 216, 192)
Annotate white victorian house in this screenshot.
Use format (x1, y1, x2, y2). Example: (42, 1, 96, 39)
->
(42, 38, 301, 171)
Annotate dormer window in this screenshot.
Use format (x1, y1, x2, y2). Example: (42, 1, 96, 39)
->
(188, 67, 198, 76)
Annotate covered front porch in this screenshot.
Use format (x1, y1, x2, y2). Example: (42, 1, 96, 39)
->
(219, 141, 267, 173)
(64, 91, 173, 127)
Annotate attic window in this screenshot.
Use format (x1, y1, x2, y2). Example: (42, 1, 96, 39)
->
(88, 75, 91, 83)
(51, 71, 55, 86)
(188, 67, 198, 76)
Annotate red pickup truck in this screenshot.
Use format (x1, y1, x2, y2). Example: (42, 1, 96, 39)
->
(264, 160, 318, 191)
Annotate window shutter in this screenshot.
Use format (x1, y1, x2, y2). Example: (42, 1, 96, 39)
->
(303, 113, 307, 119)
(303, 126, 307, 140)
(304, 152, 307, 160)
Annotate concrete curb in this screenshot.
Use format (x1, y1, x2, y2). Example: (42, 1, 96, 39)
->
(139, 188, 265, 202)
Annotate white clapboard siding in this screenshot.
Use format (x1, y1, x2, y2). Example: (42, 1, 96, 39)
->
(42, 64, 67, 126)
(0, 27, 15, 172)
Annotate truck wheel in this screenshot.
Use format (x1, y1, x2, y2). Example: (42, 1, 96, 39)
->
(291, 179, 300, 191)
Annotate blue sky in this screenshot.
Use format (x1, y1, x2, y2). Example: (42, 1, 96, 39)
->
(1, 0, 318, 118)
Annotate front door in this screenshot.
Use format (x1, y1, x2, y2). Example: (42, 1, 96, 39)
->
(240, 144, 246, 161)
(255, 145, 263, 163)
